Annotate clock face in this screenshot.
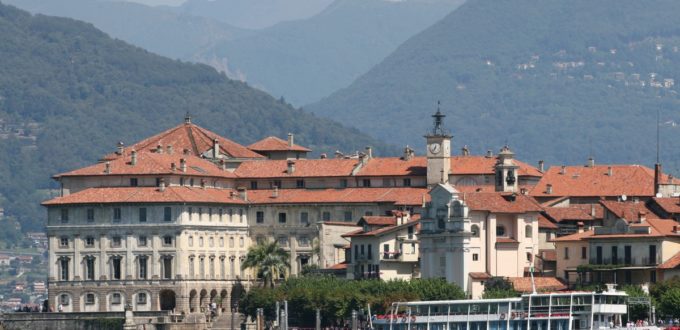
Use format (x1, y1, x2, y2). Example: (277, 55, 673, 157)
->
(429, 143, 441, 154)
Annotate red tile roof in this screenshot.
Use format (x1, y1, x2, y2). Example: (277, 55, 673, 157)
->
(555, 218, 680, 241)
(600, 200, 656, 223)
(496, 237, 519, 243)
(355, 157, 427, 177)
(56, 153, 235, 178)
(462, 193, 543, 214)
(248, 136, 311, 152)
(234, 159, 358, 178)
(103, 122, 264, 160)
(538, 215, 558, 229)
(539, 249, 557, 262)
(360, 216, 397, 226)
(509, 277, 566, 293)
(327, 262, 348, 270)
(450, 156, 543, 177)
(343, 219, 419, 238)
(652, 197, 680, 214)
(570, 203, 605, 219)
(246, 187, 428, 206)
(552, 230, 595, 242)
(530, 165, 679, 198)
(42, 187, 246, 205)
(658, 251, 680, 269)
(469, 272, 492, 280)
(543, 206, 595, 223)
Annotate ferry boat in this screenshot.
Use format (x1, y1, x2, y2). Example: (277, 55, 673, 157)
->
(373, 289, 628, 330)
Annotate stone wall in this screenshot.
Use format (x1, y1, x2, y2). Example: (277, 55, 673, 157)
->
(1, 311, 210, 330)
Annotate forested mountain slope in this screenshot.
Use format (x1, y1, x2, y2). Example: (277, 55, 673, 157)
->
(0, 3, 389, 234)
(310, 0, 680, 172)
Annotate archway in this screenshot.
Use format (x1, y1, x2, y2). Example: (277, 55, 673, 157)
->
(159, 290, 176, 311)
(199, 289, 208, 312)
(230, 282, 244, 311)
(220, 290, 228, 312)
(210, 289, 218, 303)
(189, 290, 197, 312)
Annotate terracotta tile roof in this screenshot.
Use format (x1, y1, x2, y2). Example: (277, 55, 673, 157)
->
(570, 203, 605, 219)
(360, 216, 397, 226)
(355, 157, 427, 177)
(247, 187, 428, 205)
(327, 262, 348, 270)
(234, 159, 358, 178)
(600, 200, 656, 223)
(496, 237, 519, 243)
(509, 277, 566, 293)
(530, 165, 679, 198)
(646, 218, 680, 237)
(543, 206, 594, 223)
(462, 192, 543, 214)
(469, 272, 492, 280)
(344, 219, 420, 238)
(321, 221, 362, 227)
(552, 230, 595, 242)
(450, 156, 542, 177)
(247, 136, 311, 152)
(103, 122, 264, 160)
(658, 251, 680, 269)
(56, 153, 235, 178)
(652, 197, 680, 214)
(538, 214, 558, 229)
(539, 249, 557, 262)
(42, 187, 246, 205)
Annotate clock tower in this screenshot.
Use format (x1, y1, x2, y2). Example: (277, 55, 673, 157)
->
(426, 104, 452, 187)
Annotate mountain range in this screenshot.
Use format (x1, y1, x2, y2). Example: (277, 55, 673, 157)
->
(310, 0, 680, 171)
(0, 2, 388, 232)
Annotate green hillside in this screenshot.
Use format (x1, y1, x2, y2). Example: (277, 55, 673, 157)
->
(310, 0, 680, 172)
(3, 0, 246, 59)
(197, 0, 465, 105)
(0, 2, 390, 233)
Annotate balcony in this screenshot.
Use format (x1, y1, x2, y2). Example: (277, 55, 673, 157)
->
(382, 251, 418, 263)
(397, 234, 417, 242)
(588, 256, 658, 267)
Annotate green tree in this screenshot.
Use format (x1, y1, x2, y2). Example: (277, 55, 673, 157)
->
(658, 287, 680, 318)
(241, 241, 290, 287)
(482, 277, 519, 299)
(620, 285, 649, 322)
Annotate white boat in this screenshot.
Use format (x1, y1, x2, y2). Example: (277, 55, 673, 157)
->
(373, 290, 628, 330)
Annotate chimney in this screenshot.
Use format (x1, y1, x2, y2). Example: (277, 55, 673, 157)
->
(287, 133, 294, 147)
(335, 151, 344, 159)
(365, 146, 373, 159)
(200, 179, 206, 189)
(607, 166, 613, 176)
(237, 187, 248, 201)
(588, 157, 595, 167)
(170, 162, 177, 172)
(654, 163, 662, 196)
(272, 186, 279, 198)
(166, 145, 173, 155)
(520, 187, 527, 195)
(287, 160, 296, 174)
(538, 160, 544, 172)
(462, 145, 470, 156)
(320, 153, 327, 159)
(130, 150, 138, 166)
(560, 165, 566, 175)
(486, 150, 493, 158)
(104, 161, 111, 174)
(591, 204, 596, 217)
(577, 222, 584, 233)
(159, 178, 166, 192)
(180, 158, 187, 172)
(156, 143, 163, 154)
(219, 159, 227, 171)
(546, 183, 553, 194)
(638, 211, 647, 223)
(673, 225, 680, 233)
(213, 139, 220, 159)
(117, 141, 124, 155)
(403, 146, 414, 160)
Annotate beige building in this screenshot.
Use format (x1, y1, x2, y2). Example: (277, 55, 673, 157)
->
(343, 211, 420, 281)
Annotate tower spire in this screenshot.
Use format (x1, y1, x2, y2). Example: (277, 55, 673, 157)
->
(184, 112, 192, 125)
(431, 100, 448, 136)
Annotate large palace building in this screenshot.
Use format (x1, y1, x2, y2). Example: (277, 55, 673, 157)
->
(43, 112, 680, 313)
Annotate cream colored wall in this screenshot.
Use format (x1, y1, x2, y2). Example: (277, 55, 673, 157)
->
(555, 241, 588, 282)
(589, 239, 660, 265)
(347, 225, 419, 281)
(661, 240, 680, 263)
(60, 176, 234, 195)
(319, 223, 358, 267)
(468, 280, 485, 300)
(539, 230, 556, 250)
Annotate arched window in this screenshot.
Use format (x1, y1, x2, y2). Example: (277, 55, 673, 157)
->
(526, 252, 533, 262)
(525, 225, 532, 238)
(471, 225, 480, 237)
(188, 236, 194, 247)
(496, 225, 506, 237)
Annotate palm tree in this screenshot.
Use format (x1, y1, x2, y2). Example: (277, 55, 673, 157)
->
(241, 240, 290, 287)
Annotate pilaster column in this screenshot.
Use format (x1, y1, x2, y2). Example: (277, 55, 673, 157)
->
(152, 235, 160, 279)
(126, 233, 134, 279)
(73, 235, 81, 280)
(99, 234, 108, 280)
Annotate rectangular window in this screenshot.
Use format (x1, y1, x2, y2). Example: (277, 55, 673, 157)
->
(650, 271, 657, 283)
(164, 207, 172, 222)
(60, 237, 68, 248)
(156, 177, 161, 187)
(85, 294, 95, 305)
(581, 246, 587, 259)
(367, 244, 372, 260)
(112, 257, 121, 280)
(163, 236, 173, 246)
(86, 209, 94, 222)
(137, 293, 147, 304)
(273, 180, 282, 188)
(649, 245, 657, 264)
(250, 181, 258, 189)
(139, 256, 148, 279)
(60, 294, 70, 305)
(344, 211, 352, 222)
(239, 237, 244, 247)
(596, 246, 603, 264)
(300, 212, 309, 225)
(298, 236, 309, 247)
(138, 236, 147, 247)
(61, 209, 69, 223)
(130, 178, 138, 187)
(60, 259, 69, 280)
(362, 179, 371, 187)
(139, 208, 147, 222)
(564, 247, 569, 260)
(229, 237, 234, 248)
(322, 212, 331, 221)
(296, 180, 305, 188)
(365, 211, 374, 216)
(163, 257, 172, 279)
(113, 208, 121, 222)
(611, 246, 618, 264)
(85, 258, 95, 280)
(180, 177, 185, 186)
(403, 178, 411, 187)
(85, 237, 95, 247)
(354, 245, 358, 261)
(340, 179, 348, 188)
(112, 236, 122, 248)
(256, 211, 264, 224)
(278, 212, 287, 224)
(473, 253, 479, 261)
(625, 245, 632, 264)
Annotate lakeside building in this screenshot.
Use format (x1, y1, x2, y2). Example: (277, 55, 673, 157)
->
(42, 111, 680, 313)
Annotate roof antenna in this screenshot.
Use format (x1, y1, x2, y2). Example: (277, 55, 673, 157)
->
(656, 108, 660, 164)
(184, 112, 192, 125)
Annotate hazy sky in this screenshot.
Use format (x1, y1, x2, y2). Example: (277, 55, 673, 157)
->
(116, 0, 185, 6)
